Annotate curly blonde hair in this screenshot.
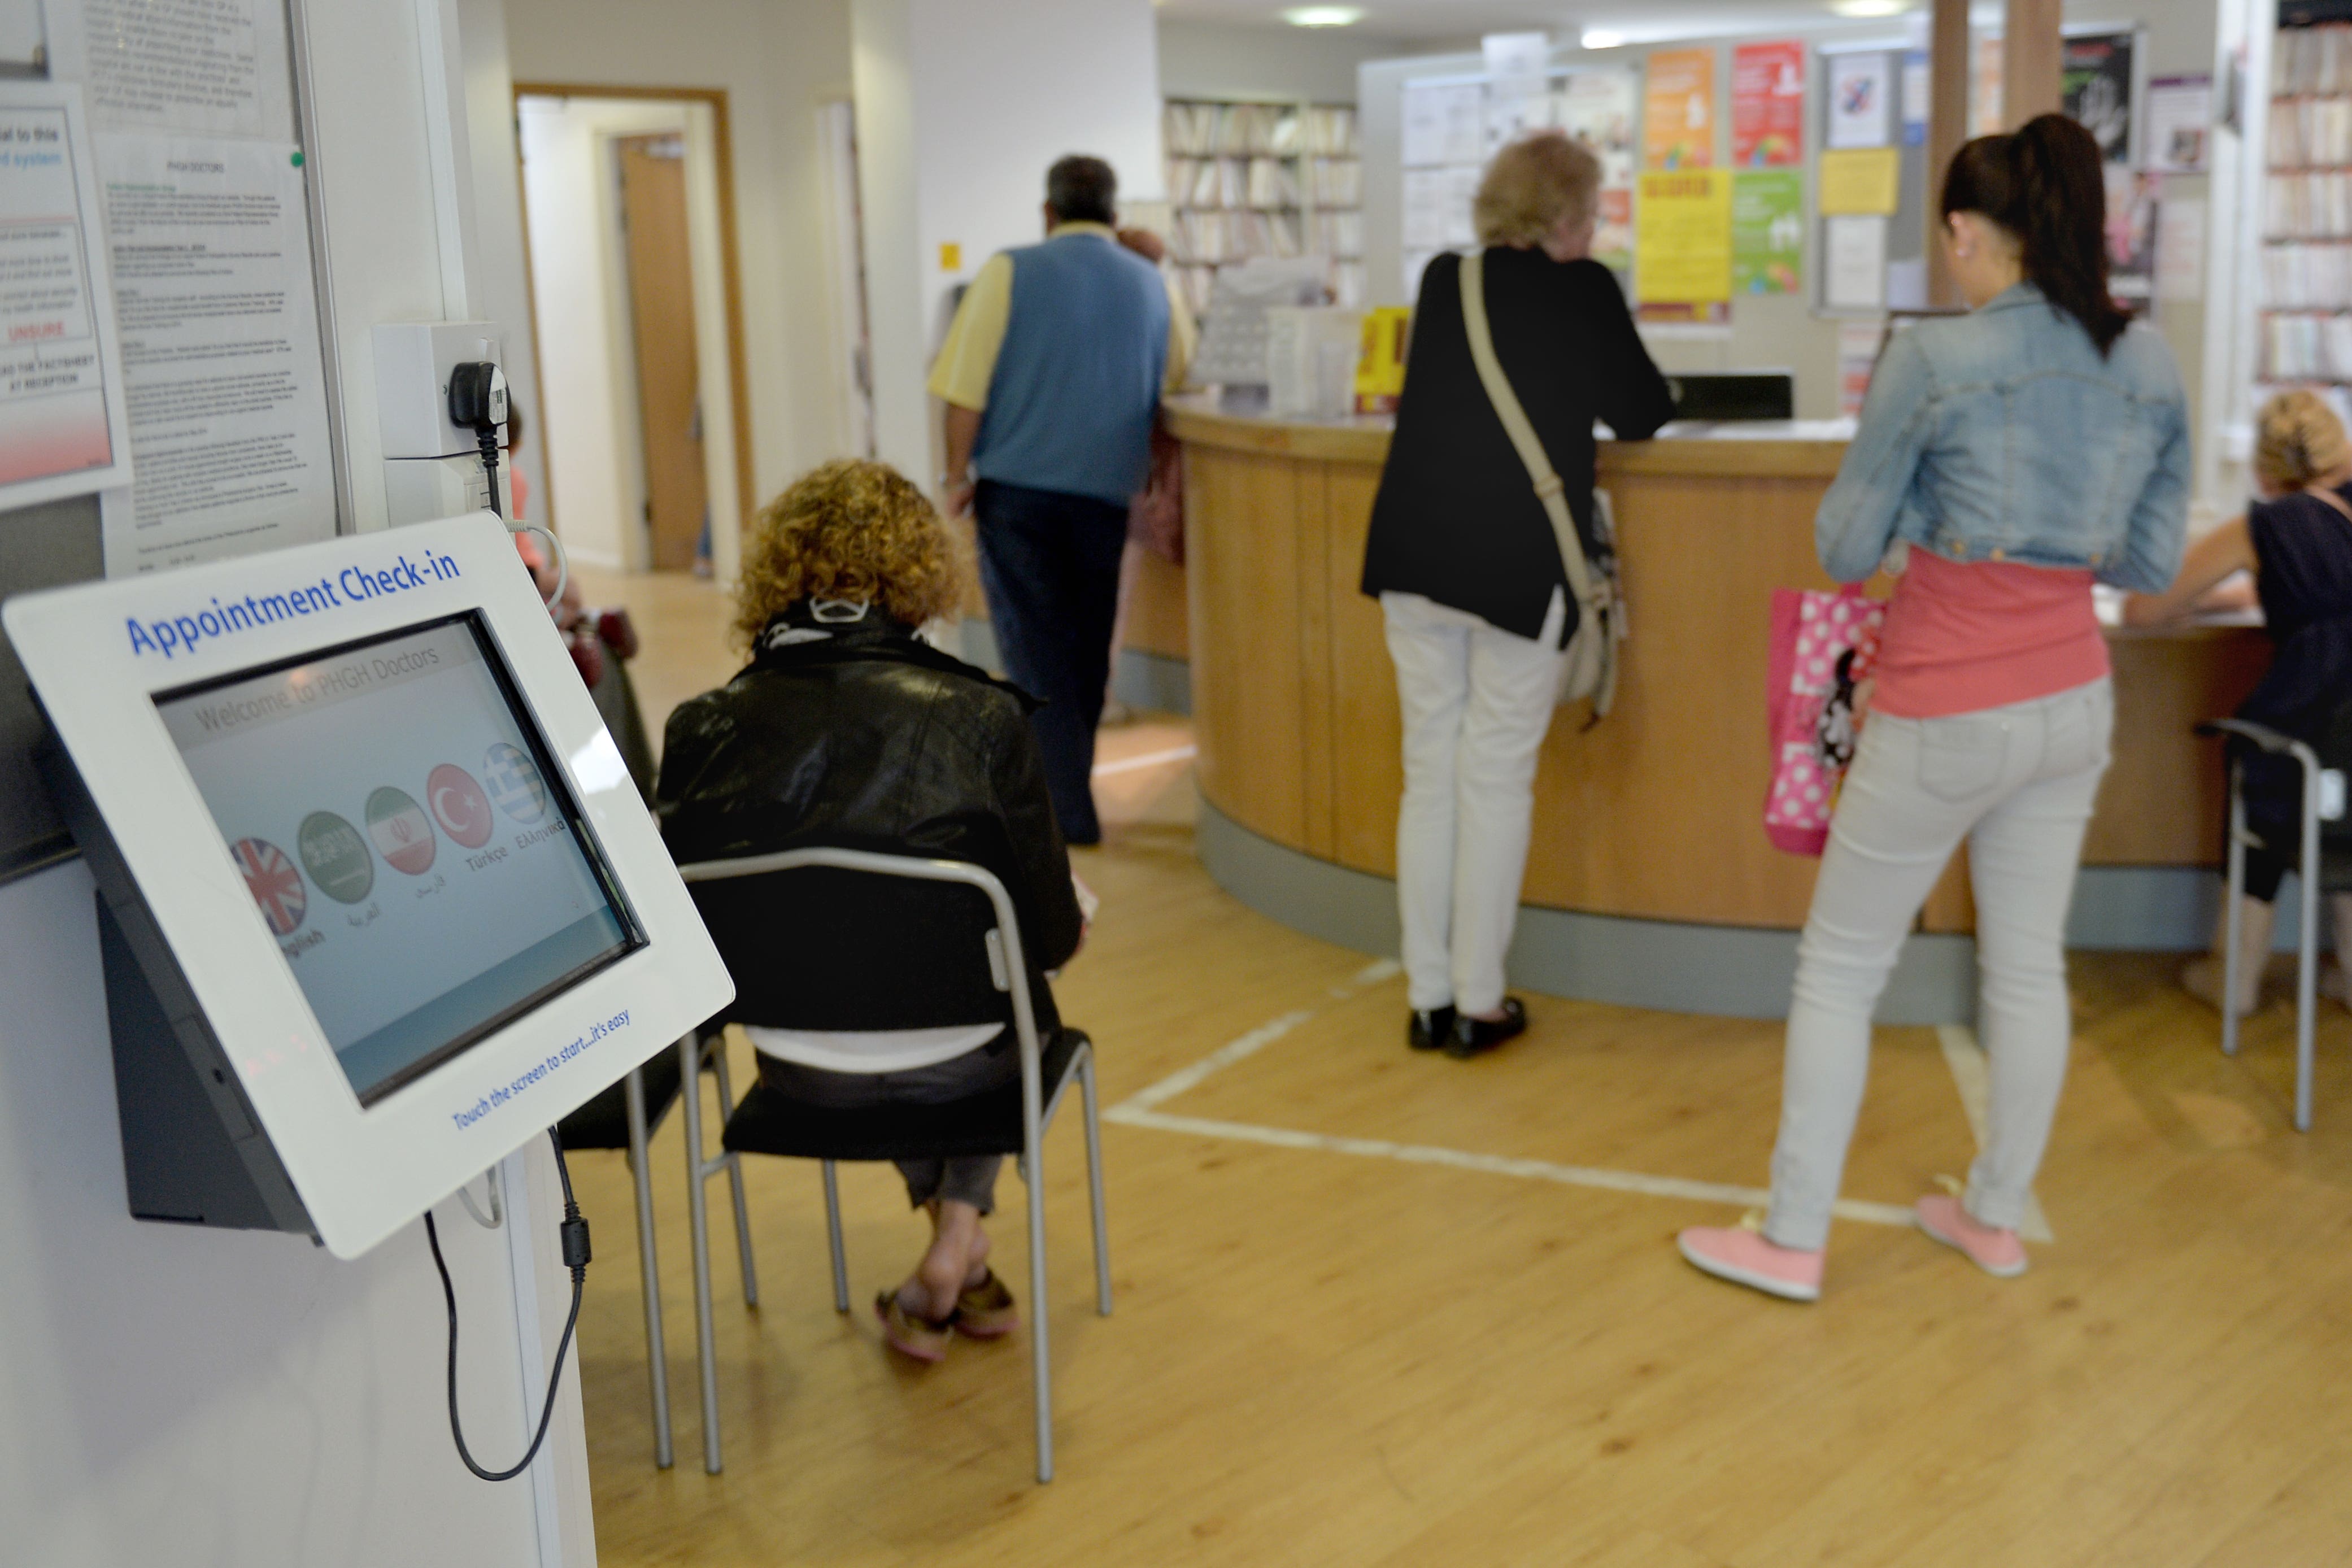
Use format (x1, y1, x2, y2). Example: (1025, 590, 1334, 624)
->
(1474, 131, 1601, 248)
(2254, 389, 2352, 494)
(733, 459, 962, 647)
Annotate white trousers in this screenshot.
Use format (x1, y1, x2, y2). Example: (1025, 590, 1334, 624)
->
(1382, 589, 1567, 1015)
(1765, 678, 2114, 1251)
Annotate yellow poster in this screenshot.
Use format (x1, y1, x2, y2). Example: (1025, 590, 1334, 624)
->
(1635, 169, 1733, 304)
(1644, 47, 1716, 169)
(1818, 146, 1901, 216)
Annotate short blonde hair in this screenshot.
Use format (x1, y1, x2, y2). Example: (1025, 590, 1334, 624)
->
(733, 459, 962, 647)
(1474, 132, 1602, 248)
(2254, 389, 2352, 494)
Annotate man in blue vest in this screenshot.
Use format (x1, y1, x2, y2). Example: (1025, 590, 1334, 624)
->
(932, 155, 1178, 846)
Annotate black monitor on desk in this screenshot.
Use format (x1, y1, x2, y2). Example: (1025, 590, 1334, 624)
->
(1665, 372, 1795, 422)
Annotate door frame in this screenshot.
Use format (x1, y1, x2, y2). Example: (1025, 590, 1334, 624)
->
(512, 81, 757, 552)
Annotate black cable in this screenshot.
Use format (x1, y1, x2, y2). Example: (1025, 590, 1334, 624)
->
(478, 427, 506, 521)
(425, 1127, 593, 1483)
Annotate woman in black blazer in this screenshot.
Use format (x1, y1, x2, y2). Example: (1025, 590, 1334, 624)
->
(1360, 132, 1674, 1060)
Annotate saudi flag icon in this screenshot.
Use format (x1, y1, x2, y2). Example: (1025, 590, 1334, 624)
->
(299, 811, 375, 903)
(366, 787, 438, 876)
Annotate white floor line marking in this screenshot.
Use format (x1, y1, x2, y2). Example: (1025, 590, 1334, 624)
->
(1935, 1024, 2055, 1244)
(1112, 957, 1401, 1115)
(1092, 743, 1198, 777)
(1103, 1106, 1922, 1228)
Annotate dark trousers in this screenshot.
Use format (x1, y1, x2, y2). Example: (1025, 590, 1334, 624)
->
(973, 478, 1129, 844)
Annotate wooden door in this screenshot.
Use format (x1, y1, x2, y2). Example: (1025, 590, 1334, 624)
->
(617, 135, 707, 572)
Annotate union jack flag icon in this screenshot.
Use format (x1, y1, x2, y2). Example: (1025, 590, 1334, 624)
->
(233, 838, 309, 937)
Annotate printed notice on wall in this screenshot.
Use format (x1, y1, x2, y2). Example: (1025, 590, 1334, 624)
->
(1634, 169, 1732, 304)
(45, 0, 297, 142)
(94, 136, 334, 575)
(0, 83, 135, 509)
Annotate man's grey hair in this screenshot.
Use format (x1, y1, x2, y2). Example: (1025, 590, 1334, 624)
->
(1046, 155, 1117, 226)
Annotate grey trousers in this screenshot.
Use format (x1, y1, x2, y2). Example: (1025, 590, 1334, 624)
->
(1766, 680, 2113, 1251)
(756, 1044, 1018, 1213)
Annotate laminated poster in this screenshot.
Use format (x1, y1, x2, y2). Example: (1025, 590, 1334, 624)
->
(1731, 171, 1804, 295)
(1824, 215, 1888, 311)
(1827, 53, 1893, 150)
(2062, 31, 2137, 165)
(2145, 75, 2212, 173)
(1818, 146, 1901, 216)
(45, 0, 297, 143)
(94, 135, 337, 575)
(1644, 49, 1715, 170)
(1732, 42, 1805, 167)
(0, 82, 136, 509)
(1635, 169, 1731, 305)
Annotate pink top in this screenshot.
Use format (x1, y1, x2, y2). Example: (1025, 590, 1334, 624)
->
(1869, 547, 2109, 718)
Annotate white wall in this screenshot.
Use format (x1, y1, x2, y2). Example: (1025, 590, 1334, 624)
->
(1157, 17, 1399, 102)
(3, 3, 598, 1561)
(854, 0, 1164, 493)
(504, 0, 859, 527)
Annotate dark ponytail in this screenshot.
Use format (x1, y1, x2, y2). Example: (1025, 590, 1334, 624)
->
(1939, 113, 2129, 356)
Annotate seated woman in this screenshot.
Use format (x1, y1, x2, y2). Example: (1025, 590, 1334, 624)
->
(656, 459, 1085, 1362)
(2126, 389, 2352, 1009)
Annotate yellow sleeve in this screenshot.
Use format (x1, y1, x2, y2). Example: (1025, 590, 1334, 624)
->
(1162, 271, 1197, 394)
(927, 253, 1013, 410)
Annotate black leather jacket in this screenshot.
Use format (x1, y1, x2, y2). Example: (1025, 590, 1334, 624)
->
(656, 604, 1082, 1035)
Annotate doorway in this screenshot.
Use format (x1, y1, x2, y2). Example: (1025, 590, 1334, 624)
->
(513, 88, 751, 581)
(616, 134, 708, 570)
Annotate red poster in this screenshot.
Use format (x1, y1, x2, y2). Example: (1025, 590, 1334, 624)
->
(1733, 41, 1806, 168)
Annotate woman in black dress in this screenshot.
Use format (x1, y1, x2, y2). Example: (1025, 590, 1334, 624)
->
(1360, 132, 1674, 1059)
(2127, 389, 2352, 1010)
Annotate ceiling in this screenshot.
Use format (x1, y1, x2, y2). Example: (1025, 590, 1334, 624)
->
(1153, 0, 1922, 47)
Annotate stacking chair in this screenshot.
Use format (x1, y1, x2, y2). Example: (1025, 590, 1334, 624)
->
(2201, 708, 2352, 1131)
(554, 1031, 757, 1467)
(676, 846, 1111, 1483)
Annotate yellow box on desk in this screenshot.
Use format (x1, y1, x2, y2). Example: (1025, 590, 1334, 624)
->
(1357, 307, 1410, 414)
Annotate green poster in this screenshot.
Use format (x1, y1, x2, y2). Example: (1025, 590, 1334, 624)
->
(1731, 171, 1804, 295)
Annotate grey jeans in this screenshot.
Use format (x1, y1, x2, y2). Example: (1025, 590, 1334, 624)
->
(1766, 678, 2114, 1251)
(756, 1043, 1019, 1213)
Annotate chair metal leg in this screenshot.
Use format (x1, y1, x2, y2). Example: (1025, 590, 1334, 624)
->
(821, 1161, 851, 1313)
(2224, 768, 2246, 1061)
(623, 1066, 673, 1470)
(2298, 764, 2322, 1133)
(708, 1039, 760, 1307)
(1078, 1049, 1112, 1316)
(1026, 1134, 1053, 1484)
(680, 1034, 722, 1474)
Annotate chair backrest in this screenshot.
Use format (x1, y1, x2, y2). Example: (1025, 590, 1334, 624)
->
(676, 848, 1042, 1044)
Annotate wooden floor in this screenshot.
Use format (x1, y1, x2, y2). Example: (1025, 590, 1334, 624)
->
(570, 566, 2352, 1568)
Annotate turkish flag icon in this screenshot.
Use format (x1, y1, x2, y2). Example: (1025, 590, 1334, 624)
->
(428, 763, 495, 850)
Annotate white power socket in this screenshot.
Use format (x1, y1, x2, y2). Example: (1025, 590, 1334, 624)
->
(373, 320, 507, 459)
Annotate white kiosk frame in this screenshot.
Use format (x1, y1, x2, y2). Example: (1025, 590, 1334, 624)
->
(3, 514, 732, 1258)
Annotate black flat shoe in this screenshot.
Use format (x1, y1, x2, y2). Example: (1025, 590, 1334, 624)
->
(1445, 997, 1527, 1059)
(1408, 1007, 1457, 1052)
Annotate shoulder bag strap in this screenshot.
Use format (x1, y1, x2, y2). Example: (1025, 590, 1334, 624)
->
(1459, 249, 1599, 617)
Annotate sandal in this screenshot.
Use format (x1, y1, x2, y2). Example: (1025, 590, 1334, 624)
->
(874, 1290, 952, 1362)
(952, 1270, 1020, 1338)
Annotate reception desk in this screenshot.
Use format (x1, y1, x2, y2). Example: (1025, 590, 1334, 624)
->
(1165, 397, 2268, 1022)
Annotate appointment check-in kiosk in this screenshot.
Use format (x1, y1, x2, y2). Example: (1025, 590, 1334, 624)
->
(3, 515, 733, 1260)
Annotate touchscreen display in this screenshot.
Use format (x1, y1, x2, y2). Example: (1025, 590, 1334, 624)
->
(155, 614, 641, 1104)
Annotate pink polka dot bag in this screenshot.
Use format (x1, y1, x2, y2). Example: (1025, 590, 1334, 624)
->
(1763, 587, 1885, 857)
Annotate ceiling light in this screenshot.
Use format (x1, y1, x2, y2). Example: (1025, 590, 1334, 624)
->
(1580, 28, 1625, 49)
(1830, 0, 1910, 15)
(1282, 5, 1365, 24)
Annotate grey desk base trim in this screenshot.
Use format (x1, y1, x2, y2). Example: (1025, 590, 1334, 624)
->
(1195, 800, 1978, 1024)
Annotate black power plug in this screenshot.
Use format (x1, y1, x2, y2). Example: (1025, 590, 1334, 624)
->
(448, 360, 509, 520)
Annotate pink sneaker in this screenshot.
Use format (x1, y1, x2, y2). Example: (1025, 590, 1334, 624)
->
(1915, 1192, 2028, 1278)
(1677, 1217, 1823, 1302)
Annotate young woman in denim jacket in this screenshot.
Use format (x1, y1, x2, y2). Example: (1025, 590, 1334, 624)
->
(1680, 115, 2190, 1301)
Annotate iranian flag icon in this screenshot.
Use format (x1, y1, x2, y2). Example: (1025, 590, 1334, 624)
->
(366, 786, 438, 875)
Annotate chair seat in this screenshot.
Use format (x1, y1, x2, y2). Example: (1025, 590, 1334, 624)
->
(557, 1040, 690, 1152)
(721, 1029, 1090, 1162)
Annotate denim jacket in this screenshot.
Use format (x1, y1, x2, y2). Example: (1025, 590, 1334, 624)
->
(1815, 283, 2190, 591)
